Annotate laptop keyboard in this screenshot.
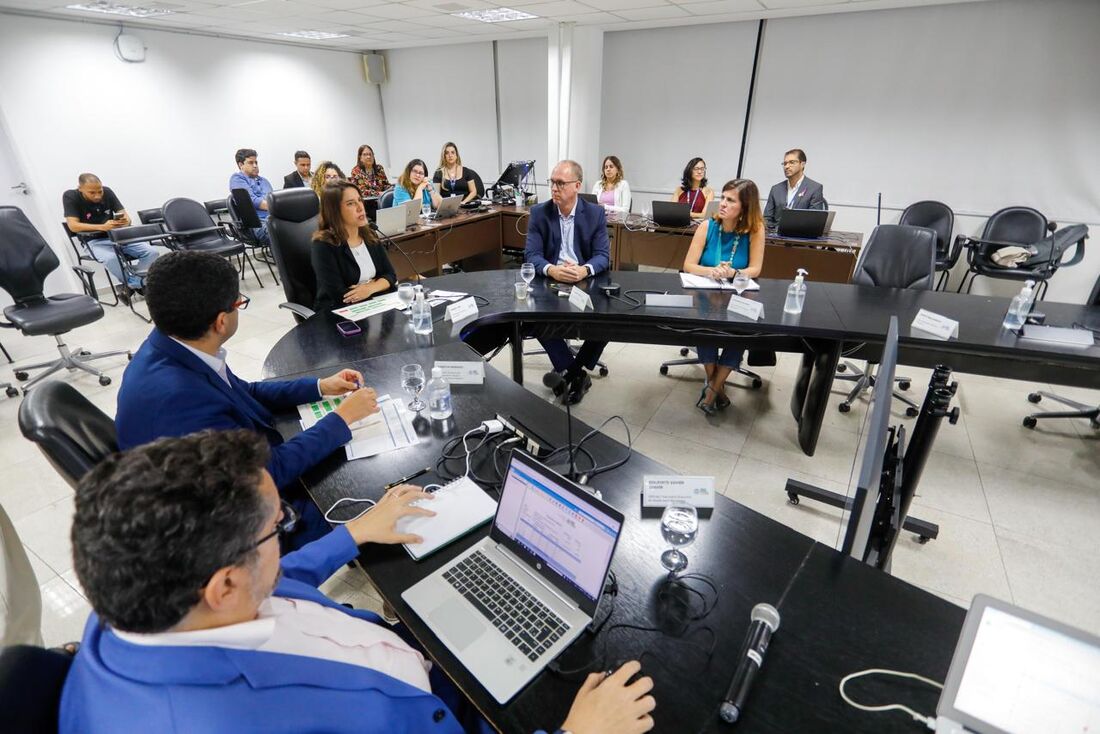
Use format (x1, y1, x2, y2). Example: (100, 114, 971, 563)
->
(444, 550, 569, 662)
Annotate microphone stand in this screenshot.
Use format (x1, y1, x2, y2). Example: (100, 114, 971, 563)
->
(369, 222, 421, 282)
(543, 372, 578, 481)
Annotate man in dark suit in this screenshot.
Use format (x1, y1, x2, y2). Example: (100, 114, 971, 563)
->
(524, 160, 610, 405)
(115, 250, 379, 547)
(283, 150, 312, 189)
(763, 148, 826, 228)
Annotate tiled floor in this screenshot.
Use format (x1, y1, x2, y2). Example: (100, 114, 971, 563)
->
(4, 274, 1098, 647)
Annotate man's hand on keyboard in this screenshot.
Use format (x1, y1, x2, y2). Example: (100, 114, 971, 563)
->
(347, 484, 435, 546)
(559, 660, 655, 734)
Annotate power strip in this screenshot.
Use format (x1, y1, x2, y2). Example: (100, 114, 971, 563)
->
(495, 413, 555, 458)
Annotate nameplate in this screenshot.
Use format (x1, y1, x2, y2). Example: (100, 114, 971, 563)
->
(434, 361, 485, 384)
(645, 293, 694, 308)
(911, 308, 958, 340)
(444, 297, 478, 323)
(642, 475, 715, 510)
(727, 294, 764, 321)
(568, 285, 593, 311)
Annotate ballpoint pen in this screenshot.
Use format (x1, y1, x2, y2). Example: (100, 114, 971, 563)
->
(384, 467, 431, 490)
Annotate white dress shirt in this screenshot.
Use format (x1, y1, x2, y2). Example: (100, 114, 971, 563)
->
(786, 175, 804, 208)
(172, 337, 230, 386)
(349, 242, 377, 283)
(114, 596, 433, 693)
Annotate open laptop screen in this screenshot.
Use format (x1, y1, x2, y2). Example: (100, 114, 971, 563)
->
(492, 451, 623, 616)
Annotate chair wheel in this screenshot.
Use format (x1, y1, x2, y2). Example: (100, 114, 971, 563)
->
(837, 363, 847, 373)
(659, 365, 669, 375)
(838, 403, 851, 413)
(898, 380, 911, 391)
(917, 535, 931, 545)
(98, 375, 111, 387)
(751, 378, 762, 389)
(77, 349, 91, 357)
(15, 371, 28, 381)
(1022, 416, 1037, 429)
(906, 407, 919, 418)
(679, 348, 689, 357)
(787, 493, 800, 506)
(127, 352, 133, 361)
(1027, 392, 1041, 403)
(5, 387, 17, 398)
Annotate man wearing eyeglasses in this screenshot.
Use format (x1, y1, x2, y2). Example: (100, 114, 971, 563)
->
(524, 160, 611, 405)
(763, 148, 826, 229)
(115, 251, 381, 548)
(61, 431, 657, 734)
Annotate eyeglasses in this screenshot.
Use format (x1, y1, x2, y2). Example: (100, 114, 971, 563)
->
(782, 161, 801, 167)
(231, 294, 251, 311)
(547, 179, 579, 189)
(253, 500, 299, 548)
(692, 165, 707, 172)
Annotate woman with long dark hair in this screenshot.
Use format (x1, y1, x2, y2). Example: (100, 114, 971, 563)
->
(391, 158, 441, 210)
(349, 144, 388, 198)
(671, 157, 713, 218)
(311, 181, 396, 311)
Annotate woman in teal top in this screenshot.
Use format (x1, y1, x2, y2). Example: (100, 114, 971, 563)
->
(682, 178, 766, 416)
(391, 158, 442, 211)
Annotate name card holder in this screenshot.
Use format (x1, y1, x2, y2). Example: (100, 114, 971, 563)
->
(911, 308, 959, 340)
(640, 475, 715, 518)
(568, 285, 593, 311)
(444, 297, 479, 323)
(645, 293, 694, 308)
(433, 361, 486, 385)
(727, 294, 764, 321)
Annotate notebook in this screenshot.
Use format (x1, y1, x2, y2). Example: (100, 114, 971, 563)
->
(397, 475, 497, 560)
(679, 272, 760, 291)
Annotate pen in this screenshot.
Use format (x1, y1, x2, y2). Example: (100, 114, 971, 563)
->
(384, 467, 431, 490)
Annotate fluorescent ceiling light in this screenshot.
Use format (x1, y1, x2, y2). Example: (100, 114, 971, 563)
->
(453, 7, 538, 23)
(66, 2, 173, 17)
(276, 30, 352, 40)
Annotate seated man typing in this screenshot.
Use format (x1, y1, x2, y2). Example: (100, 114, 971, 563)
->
(524, 160, 611, 406)
(61, 431, 656, 734)
(115, 250, 378, 546)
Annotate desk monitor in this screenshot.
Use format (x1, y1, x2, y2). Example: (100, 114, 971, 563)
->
(495, 160, 534, 188)
(652, 201, 692, 228)
(362, 196, 380, 223)
(777, 208, 835, 238)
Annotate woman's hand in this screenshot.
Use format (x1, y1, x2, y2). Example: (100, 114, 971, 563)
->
(343, 279, 386, 303)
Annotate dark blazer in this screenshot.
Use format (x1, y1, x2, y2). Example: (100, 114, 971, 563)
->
(311, 238, 397, 312)
(283, 171, 308, 189)
(763, 176, 826, 226)
(523, 197, 610, 275)
(116, 328, 351, 490)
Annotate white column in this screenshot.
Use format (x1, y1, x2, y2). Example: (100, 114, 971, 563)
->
(547, 23, 603, 183)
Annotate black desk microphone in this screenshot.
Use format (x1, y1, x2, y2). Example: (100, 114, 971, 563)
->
(719, 603, 780, 724)
(369, 221, 420, 281)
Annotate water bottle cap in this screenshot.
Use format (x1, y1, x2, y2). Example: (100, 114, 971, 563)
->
(795, 268, 807, 283)
(432, 366, 443, 379)
(1024, 280, 1035, 288)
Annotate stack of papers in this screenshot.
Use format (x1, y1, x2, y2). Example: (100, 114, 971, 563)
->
(679, 272, 760, 291)
(426, 289, 469, 307)
(297, 393, 419, 460)
(331, 292, 404, 321)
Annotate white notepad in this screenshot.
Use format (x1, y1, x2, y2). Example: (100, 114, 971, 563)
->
(679, 272, 760, 291)
(397, 476, 497, 560)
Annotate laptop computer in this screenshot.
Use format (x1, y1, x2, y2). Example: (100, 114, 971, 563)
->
(433, 195, 463, 220)
(652, 200, 692, 228)
(361, 196, 380, 223)
(402, 450, 625, 704)
(376, 204, 407, 237)
(403, 198, 421, 227)
(776, 208, 836, 238)
(703, 199, 719, 219)
(935, 594, 1100, 733)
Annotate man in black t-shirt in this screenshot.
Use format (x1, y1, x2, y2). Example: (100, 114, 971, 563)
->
(63, 173, 159, 299)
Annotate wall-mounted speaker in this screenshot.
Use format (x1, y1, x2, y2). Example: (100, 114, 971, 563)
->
(115, 33, 146, 63)
(362, 53, 386, 84)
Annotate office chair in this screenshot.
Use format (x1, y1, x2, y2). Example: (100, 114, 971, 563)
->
(836, 224, 937, 417)
(106, 223, 166, 323)
(0, 206, 132, 392)
(227, 189, 277, 286)
(1022, 273, 1100, 431)
(0, 339, 16, 397)
(204, 198, 230, 220)
(465, 167, 486, 198)
(899, 200, 957, 290)
(379, 187, 395, 209)
(955, 207, 1087, 299)
(266, 188, 319, 324)
(136, 207, 164, 225)
(61, 222, 117, 306)
(658, 348, 764, 390)
(161, 197, 262, 284)
(18, 379, 118, 489)
(0, 645, 74, 734)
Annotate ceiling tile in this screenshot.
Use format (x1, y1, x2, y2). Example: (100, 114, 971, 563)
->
(759, 0, 838, 7)
(296, 0, 391, 8)
(512, 0, 599, 19)
(557, 10, 624, 24)
(610, 4, 689, 20)
(577, 0, 668, 10)
(680, 0, 763, 14)
(346, 2, 439, 18)
(491, 16, 555, 30)
(401, 0, 498, 10)
(402, 13, 484, 28)
(360, 17, 439, 31)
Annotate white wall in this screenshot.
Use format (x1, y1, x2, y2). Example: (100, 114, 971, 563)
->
(0, 13, 386, 293)
(497, 37, 548, 190)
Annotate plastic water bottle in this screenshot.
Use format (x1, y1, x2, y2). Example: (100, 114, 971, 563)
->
(427, 366, 453, 420)
(1002, 279, 1035, 331)
(783, 268, 808, 315)
(412, 291, 433, 335)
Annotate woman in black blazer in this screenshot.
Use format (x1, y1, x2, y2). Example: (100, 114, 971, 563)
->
(311, 181, 397, 312)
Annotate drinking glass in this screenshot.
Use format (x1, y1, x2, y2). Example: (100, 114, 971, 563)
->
(421, 202, 432, 219)
(520, 262, 535, 292)
(401, 364, 426, 412)
(732, 270, 750, 294)
(660, 501, 698, 574)
(397, 282, 415, 311)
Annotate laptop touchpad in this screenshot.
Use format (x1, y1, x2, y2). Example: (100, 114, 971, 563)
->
(429, 598, 485, 651)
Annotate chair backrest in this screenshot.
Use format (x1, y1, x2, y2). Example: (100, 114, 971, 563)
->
(19, 380, 118, 490)
(161, 197, 224, 249)
(266, 189, 320, 316)
(0, 645, 73, 734)
(983, 206, 1048, 246)
(61, 221, 95, 260)
(0, 206, 58, 304)
(465, 167, 486, 198)
(204, 198, 229, 217)
(229, 188, 263, 229)
(899, 200, 954, 260)
(851, 224, 937, 290)
(1088, 273, 1100, 307)
(379, 188, 395, 209)
(136, 208, 164, 225)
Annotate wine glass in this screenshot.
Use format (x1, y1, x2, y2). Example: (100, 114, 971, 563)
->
(520, 262, 535, 292)
(401, 364, 426, 412)
(732, 270, 750, 294)
(397, 282, 415, 311)
(421, 202, 432, 220)
(660, 501, 698, 574)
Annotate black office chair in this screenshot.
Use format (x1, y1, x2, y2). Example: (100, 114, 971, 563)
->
(836, 224, 937, 416)
(379, 187, 395, 209)
(136, 207, 164, 225)
(899, 200, 956, 290)
(955, 207, 1087, 300)
(265, 188, 319, 324)
(0, 338, 16, 397)
(1023, 273, 1100, 430)
(0, 206, 131, 392)
(227, 189, 277, 286)
(0, 645, 74, 734)
(658, 348, 765, 390)
(61, 222, 117, 306)
(107, 223, 166, 323)
(19, 380, 118, 489)
(161, 197, 261, 284)
(204, 198, 230, 221)
(465, 167, 486, 198)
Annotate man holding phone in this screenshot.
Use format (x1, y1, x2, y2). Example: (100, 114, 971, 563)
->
(63, 173, 160, 302)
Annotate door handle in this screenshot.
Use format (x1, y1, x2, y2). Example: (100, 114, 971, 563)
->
(10, 182, 29, 195)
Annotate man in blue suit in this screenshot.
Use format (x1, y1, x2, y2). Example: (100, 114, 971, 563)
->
(524, 160, 611, 405)
(116, 250, 380, 547)
(62, 431, 657, 734)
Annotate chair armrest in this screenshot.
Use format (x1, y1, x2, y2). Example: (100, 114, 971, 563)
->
(949, 234, 969, 267)
(72, 264, 95, 276)
(279, 303, 315, 320)
(164, 225, 223, 238)
(1054, 230, 1087, 268)
(112, 233, 170, 247)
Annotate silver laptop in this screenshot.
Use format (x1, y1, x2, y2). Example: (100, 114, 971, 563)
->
(703, 199, 719, 219)
(433, 195, 463, 220)
(935, 594, 1100, 733)
(403, 450, 625, 703)
(376, 204, 407, 237)
(403, 197, 421, 227)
